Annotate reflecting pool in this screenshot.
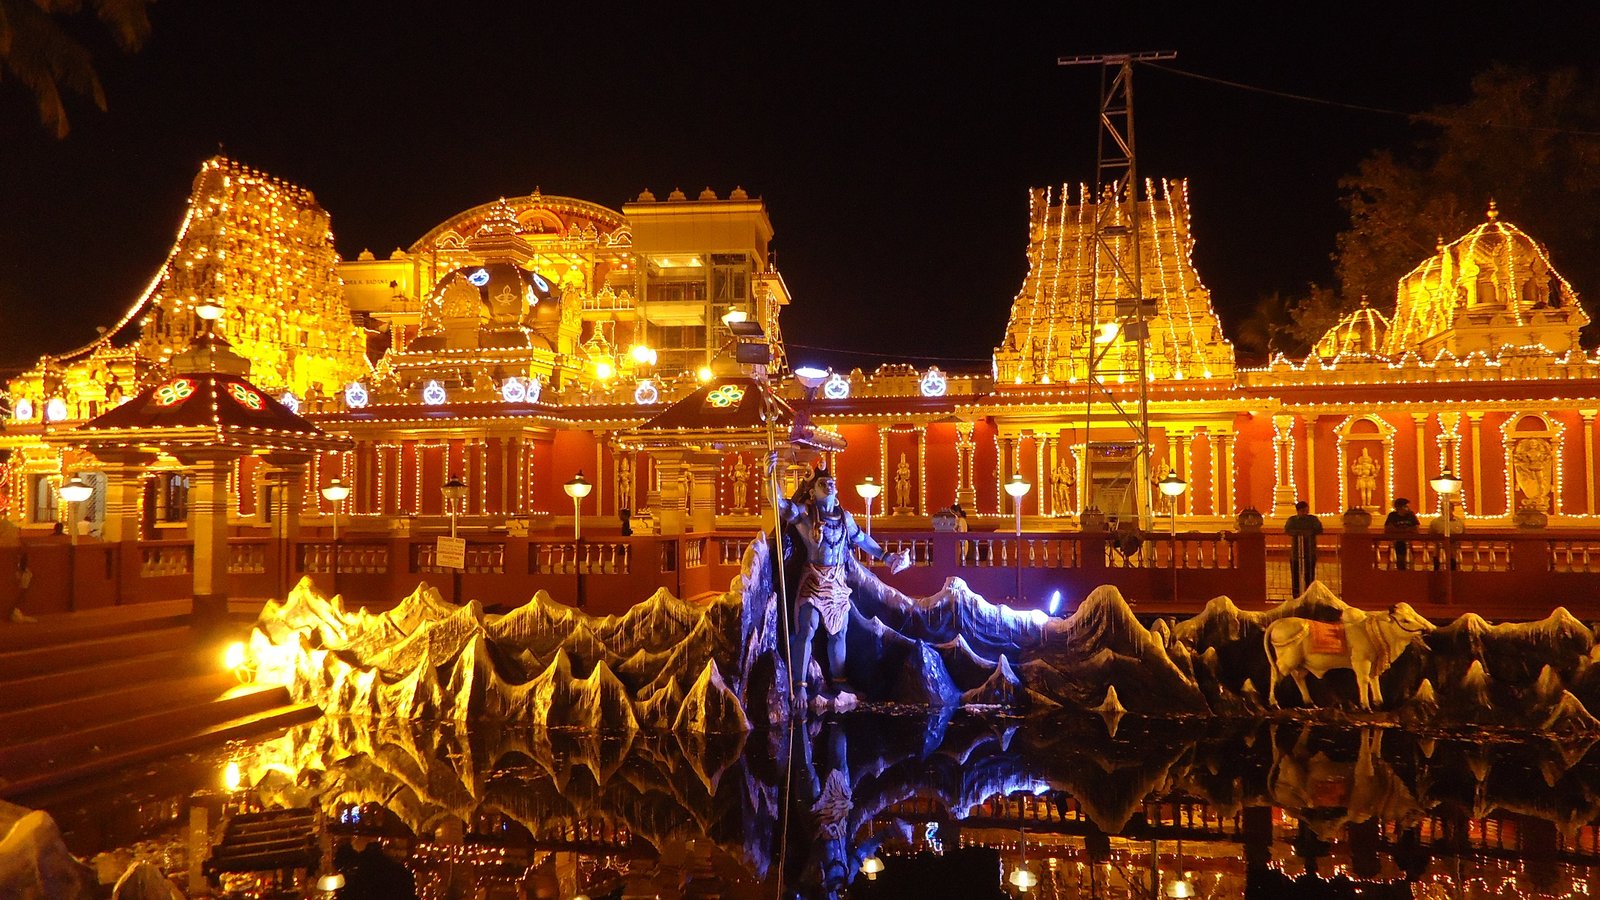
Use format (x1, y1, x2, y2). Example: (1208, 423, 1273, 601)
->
(26, 712, 1600, 898)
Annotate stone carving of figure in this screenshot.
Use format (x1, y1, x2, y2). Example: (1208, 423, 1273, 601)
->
(616, 456, 633, 512)
(1051, 456, 1076, 514)
(732, 456, 749, 512)
(1513, 438, 1554, 511)
(1350, 447, 1380, 509)
(894, 453, 912, 512)
(440, 273, 481, 321)
(772, 462, 910, 710)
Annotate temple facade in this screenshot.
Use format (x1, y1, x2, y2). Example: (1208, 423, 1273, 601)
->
(5, 159, 1600, 544)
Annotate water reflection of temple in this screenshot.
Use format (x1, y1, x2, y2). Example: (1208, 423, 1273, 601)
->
(34, 714, 1600, 898)
(8, 159, 1600, 618)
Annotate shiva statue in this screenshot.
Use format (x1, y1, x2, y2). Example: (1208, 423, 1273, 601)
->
(774, 463, 911, 710)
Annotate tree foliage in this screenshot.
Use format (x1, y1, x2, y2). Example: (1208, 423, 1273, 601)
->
(0, 0, 152, 137)
(1280, 66, 1600, 354)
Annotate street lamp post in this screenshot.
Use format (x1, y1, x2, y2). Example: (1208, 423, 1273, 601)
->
(1429, 469, 1462, 606)
(1159, 472, 1188, 609)
(564, 472, 593, 608)
(1005, 473, 1032, 604)
(440, 475, 467, 603)
(855, 476, 881, 538)
(321, 478, 350, 596)
(59, 474, 92, 612)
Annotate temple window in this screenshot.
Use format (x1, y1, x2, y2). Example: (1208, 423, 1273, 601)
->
(162, 473, 190, 522)
(29, 476, 58, 524)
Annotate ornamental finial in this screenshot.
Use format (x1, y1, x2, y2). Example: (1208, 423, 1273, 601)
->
(1487, 198, 1499, 221)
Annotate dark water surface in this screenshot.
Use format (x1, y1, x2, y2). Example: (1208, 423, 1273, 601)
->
(25, 711, 1600, 898)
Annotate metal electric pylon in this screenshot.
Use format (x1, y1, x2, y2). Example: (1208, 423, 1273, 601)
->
(1059, 51, 1175, 531)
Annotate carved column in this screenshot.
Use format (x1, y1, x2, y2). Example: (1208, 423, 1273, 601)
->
(1583, 410, 1598, 515)
(1170, 430, 1190, 516)
(954, 422, 977, 512)
(1468, 413, 1485, 516)
(1301, 415, 1318, 514)
(262, 452, 311, 547)
(1213, 431, 1234, 517)
(1438, 411, 1462, 512)
(1411, 413, 1429, 512)
(686, 452, 721, 534)
(96, 450, 158, 544)
(175, 450, 245, 621)
(1271, 414, 1296, 516)
(654, 451, 686, 536)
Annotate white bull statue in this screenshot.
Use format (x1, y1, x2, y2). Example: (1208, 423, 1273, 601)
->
(1264, 603, 1434, 710)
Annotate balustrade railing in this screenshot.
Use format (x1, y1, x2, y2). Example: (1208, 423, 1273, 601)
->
(227, 541, 267, 574)
(140, 544, 191, 577)
(532, 541, 631, 575)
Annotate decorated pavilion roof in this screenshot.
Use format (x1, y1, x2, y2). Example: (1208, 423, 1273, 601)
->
(67, 368, 350, 454)
(619, 376, 845, 452)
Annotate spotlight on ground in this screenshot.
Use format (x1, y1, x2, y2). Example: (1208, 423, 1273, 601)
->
(1047, 590, 1063, 616)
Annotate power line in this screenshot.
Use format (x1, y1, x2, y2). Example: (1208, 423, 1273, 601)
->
(1146, 62, 1600, 138)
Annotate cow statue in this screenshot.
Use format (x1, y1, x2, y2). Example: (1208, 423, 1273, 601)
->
(1264, 603, 1434, 710)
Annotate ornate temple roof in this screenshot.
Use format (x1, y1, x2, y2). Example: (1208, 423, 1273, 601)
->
(1386, 202, 1587, 358)
(63, 333, 349, 456)
(618, 376, 844, 453)
(994, 179, 1235, 385)
(1313, 301, 1390, 360)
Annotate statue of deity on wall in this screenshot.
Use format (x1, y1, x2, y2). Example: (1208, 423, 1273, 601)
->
(1349, 447, 1381, 509)
(894, 453, 912, 514)
(1051, 455, 1075, 514)
(732, 456, 749, 512)
(1513, 438, 1554, 511)
(616, 455, 634, 512)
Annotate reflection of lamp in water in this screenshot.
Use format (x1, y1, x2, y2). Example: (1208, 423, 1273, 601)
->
(1165, 838, 1195, 898)
(1159, 472, 1188, 608)
(1005, 474, 1031, 603)
(855, 476, 881, 537)
(1008, 827, 1037, 892)
(860, 855, 885, 880)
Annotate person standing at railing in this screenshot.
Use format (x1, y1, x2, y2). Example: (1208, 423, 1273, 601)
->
(1385, 498, 1420, 570)
(1284, 501, 1322, 598)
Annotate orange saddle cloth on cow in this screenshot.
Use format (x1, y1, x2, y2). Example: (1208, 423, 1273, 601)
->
(1308, 621, 1349, 655)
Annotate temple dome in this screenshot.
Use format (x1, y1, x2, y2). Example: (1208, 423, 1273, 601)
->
(1385, 202, 1587, 358)
(407, 262, 562, 352)
(1313, 300, 1390, 360)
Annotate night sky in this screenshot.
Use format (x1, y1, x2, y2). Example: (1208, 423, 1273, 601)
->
(4, 4, 1600, 374)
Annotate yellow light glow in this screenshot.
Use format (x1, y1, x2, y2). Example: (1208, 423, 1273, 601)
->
(224, 760, 243, 791)
(224, 641, 247, 671)
(595, 361, 614, 380)
(697, 366, 713, 382)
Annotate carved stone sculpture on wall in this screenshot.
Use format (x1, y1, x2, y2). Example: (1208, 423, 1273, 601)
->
(616, 455, 634, 512)
(1349, 447, 1381, 510)
(1051, 456, 1075, 514)
(1513, 438, 1554, 511)
(893, 453, 912, 515)
(732, 456, 749, 512)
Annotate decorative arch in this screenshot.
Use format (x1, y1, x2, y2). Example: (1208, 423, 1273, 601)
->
(1500, 412, 1565, 514)
(1335, 415, 1396, 513)
(409, 193, 627, 254)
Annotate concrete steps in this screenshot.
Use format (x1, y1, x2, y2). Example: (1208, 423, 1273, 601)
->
(0, 601, 320, 800)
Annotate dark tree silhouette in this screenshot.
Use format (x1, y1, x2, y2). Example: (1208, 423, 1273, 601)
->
(0, 0, 152, 137)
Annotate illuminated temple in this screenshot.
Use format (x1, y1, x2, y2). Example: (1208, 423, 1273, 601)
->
(6, 158, 1600, 550)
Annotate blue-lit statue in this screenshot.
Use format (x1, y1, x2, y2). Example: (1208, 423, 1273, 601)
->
(776, 465, 911, 710)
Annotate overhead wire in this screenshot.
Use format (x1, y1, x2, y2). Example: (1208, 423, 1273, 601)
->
(1146, 62, 1600, 137)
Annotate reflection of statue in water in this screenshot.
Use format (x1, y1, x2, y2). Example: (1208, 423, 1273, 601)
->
(1350, 448, 1380, 508)
(775, 464, 910, 710)
(894, 453, 912, 513)
(1051, 456, 1075, 514)
(732, 456, 749, 511)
